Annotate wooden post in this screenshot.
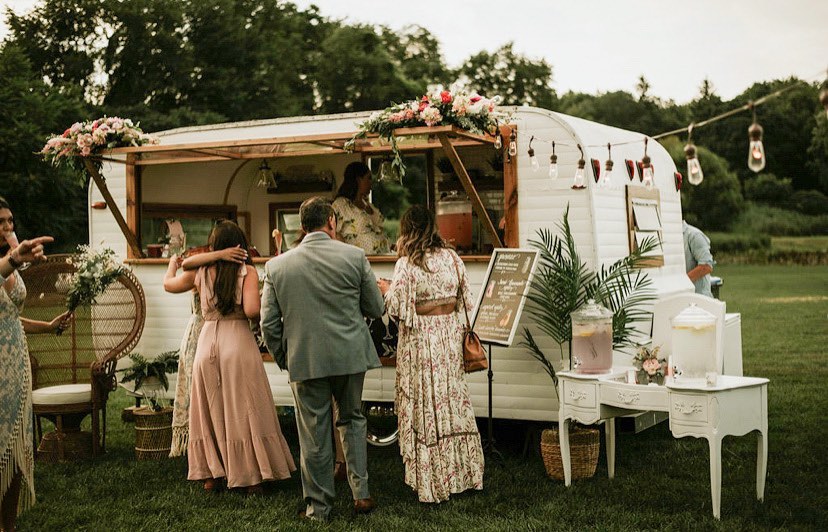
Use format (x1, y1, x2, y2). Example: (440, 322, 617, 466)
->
(437, 133, 503, 248)
(84, 158, 144, 258)
(501, 124, 519, 248)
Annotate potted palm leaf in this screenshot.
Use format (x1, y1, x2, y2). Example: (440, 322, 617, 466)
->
(521, 206, 657, 480)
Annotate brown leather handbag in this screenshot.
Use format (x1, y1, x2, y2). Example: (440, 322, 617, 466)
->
(454, 260, 488, 373)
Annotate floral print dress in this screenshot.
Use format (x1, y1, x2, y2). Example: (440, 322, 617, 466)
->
(385, 248, 484, 503)
(332, 197, 390, 254)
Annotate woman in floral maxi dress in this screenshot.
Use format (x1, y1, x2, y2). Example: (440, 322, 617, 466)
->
(381, 205, 484, 503)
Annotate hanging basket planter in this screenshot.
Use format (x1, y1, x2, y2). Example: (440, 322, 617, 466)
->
(540, 424, 600, 480)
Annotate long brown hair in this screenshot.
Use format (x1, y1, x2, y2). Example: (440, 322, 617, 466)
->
(208, 220, 252, 315)
(396, 205, 447, 271)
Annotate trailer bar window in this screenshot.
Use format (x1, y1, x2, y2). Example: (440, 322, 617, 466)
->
(626, 186, 664, 267)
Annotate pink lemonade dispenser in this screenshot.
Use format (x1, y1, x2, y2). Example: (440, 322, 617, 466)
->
(570, 299, 614, 374)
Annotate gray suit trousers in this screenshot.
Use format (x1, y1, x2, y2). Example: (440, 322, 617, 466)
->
(290, 372, 369, 519)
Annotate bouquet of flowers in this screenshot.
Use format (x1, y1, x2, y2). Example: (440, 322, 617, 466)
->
(60, 246, 126, 334)
(632, 344, 667, 385)
(345, 86, 508, 178)
(41, 117, 159, 178)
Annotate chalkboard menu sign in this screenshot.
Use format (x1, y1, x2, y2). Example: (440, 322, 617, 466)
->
(471, 249, 540, 346)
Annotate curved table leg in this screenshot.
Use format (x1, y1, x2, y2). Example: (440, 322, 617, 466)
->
(757, 429, 767, 502)
(560, 419, 572, 487)
(605, 418, 615, 479)
(708, 435, 722, 520)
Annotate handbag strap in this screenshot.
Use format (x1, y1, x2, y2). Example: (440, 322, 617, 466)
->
(453, 257, 472, 330)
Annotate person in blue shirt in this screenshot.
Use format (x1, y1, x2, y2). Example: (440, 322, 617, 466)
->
(682, 220, 715, 298)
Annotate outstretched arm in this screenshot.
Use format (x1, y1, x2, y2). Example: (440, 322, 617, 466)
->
(22, 311, 72, 334)
(182, 246, 247, 271)
(163, 255, 197, 293)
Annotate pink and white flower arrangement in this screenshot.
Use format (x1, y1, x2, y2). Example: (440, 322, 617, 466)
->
(41, 117, 159, 174)
(632, 344, 667, 385)
(345, 87, 508, 178)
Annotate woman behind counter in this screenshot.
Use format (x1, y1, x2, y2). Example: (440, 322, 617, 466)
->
(332, 162, 390, 255)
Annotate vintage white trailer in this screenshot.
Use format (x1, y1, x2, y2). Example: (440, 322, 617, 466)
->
(89, 106, 741, 422)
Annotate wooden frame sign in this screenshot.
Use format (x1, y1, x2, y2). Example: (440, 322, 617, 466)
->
(471, 248, 540, 346)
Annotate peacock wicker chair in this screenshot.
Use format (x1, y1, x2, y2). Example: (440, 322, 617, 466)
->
(19, 254, 145, 460)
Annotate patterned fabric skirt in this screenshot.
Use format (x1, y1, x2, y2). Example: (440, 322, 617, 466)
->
(0, 317, 35, 516)
(395, 313, 484, 503)
(169, 301, 204, 458)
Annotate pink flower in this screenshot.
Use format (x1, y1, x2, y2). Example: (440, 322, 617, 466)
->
(420, 106, 442, 126)
(643, 358, 661, 376)
(440, 90, 452, 104)
(470, 95, 482, 103)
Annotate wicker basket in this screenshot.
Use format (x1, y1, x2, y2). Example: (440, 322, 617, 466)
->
(134, 407, 173, 460)
(540, 425, 600, 480)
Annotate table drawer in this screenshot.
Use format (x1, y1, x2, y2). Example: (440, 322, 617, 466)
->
(564, 381, 597, 408)
(601, 382, 668, 411)
(669, 393, 708, 423)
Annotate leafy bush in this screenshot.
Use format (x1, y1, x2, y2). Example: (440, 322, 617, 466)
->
(790, 189, 828, 216)
(708, 232, 771, 253)
(731, 202, 828, 236)
(744, 173, 793, 204)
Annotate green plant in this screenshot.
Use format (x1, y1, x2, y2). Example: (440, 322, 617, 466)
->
(118, 351, 179, 410)
(520, 207, 658, 395)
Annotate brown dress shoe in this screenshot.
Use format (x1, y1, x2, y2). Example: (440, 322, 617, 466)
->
(203, 479, 218, 492)
(353, 497, 377, 515)
(334, 461, 348, 482)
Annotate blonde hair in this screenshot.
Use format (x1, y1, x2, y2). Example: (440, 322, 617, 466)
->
(396, 205, 448, 271)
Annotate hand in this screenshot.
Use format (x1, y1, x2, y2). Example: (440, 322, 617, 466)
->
(168, 254, 183, 270)
(50, 311, 73, 334)
(219, 245, 248, 263)
(377, 278, 390, 295)
(11, 236, 54, 264)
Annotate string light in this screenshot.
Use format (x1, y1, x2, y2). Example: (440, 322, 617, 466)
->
(528, 136, 540, 172)
(548, 141, 558, 179)
(572, 144, 586, 190)
(508, 129, 518, 157)
(684, 124, 704, 185)
(747, 103, 766, 173)
(598, 143, 613, 189)
(493, 120, 503, 150)
(641, 138, 654, 189)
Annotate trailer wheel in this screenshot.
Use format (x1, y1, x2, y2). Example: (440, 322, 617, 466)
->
(362, 401, 398, 447)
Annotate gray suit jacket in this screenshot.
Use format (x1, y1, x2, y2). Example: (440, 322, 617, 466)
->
(260, 231, 384, 382)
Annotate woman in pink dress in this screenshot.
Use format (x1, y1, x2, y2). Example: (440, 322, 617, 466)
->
(379, 205, 484, 503)
(163, 220, 295, 493)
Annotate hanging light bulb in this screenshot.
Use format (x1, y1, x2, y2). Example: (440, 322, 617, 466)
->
(684, 124, 704, 185)
(548, 141, 558, 179)
(508, 129, 517, 157)
(598, 143, 613, 189)
(379, 158, 401, 183)
(641, 138, 654, 189)
(747, 105, 766, 173)
(256, 159, 276, 189)
(528, 136, 540, 172)
(494, 133, 503, 150)
(572, 144, 586, 189)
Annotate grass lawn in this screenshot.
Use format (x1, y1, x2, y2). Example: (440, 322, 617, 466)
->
(18, 265, 828, 531)
(771, 236, 828, 253)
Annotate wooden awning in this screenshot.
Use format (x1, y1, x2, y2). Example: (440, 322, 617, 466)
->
(102, 125, 496, 166)
(85, 124, 512, 258)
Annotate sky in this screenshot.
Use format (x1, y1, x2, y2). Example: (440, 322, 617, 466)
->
(2, 0, 826, 104)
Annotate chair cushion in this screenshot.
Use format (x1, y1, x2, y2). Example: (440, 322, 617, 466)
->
(32, 384, 92, 405)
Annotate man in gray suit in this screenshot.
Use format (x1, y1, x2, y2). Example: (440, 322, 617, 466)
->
(260, 196, 384, 521)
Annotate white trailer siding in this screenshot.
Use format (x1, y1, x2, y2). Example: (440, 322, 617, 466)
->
(92, 107, 696, 422)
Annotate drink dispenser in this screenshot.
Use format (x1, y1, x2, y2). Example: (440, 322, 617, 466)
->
(436, 191, 473, 251)
(570, 299, 614, 374)
(670, 304, 718, 384)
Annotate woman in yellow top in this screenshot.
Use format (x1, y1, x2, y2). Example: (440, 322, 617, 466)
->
(332, 162, 390, 255)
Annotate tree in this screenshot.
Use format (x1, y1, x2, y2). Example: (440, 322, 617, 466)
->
(455, 42, 556, 108)
(0, 44, 89, 251)
(379, 25, 451, 93)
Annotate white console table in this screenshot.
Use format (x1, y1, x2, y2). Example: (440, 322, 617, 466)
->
(558, 371, 768, 519)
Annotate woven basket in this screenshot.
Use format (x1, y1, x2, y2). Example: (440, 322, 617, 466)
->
(37, 430, 93, 462)
(540, 425, 600, 480)
(134, 407, 173, 460)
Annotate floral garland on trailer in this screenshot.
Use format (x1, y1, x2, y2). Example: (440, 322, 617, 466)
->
(41, 117, 159, 180)
(344, 87, 507, 179)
